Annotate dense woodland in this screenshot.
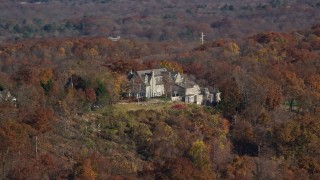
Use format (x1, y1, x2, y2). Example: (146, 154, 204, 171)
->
(1, 0, 320, 41)
(0, 0, 320, 179)
(0, 24, 319, 179)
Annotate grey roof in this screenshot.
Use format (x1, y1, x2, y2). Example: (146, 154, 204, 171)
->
(135, 68, 167, 85)
(136, 68, 167, 77)
(0, 90, 8, 100)
(171, 71, 179, 77)
(175, 77, 197, 89)
(0, 90, 16, 102)
(133, 68, 198, 89)
(176, 83, 195, 89)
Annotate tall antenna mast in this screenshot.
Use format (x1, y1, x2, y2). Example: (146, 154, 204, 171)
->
(200, 32, 205, 45)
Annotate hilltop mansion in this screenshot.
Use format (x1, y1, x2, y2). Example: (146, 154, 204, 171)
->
(127, 68, 221, 105)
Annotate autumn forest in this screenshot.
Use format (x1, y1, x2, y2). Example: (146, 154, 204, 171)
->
(0, 0, 320, 179)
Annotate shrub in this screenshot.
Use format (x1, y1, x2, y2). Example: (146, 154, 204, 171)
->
(172, 103, 186, 109)
(188, 140, 210, 169)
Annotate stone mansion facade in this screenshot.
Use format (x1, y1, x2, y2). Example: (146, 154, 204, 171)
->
(127, 68, 221, 105)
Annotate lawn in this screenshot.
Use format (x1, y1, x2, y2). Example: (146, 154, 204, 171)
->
(114, 100, 173, 111)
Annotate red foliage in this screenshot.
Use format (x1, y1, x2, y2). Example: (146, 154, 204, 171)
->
(211, 39, 227, 47)
(193, 45, 209, 51)
(251, 32, 291, 44)
(85, 88, 97, 102)
(312, 24, 320, 36)
(310, 39, 320, 50)
(172, 104, 186, 109)
(143, 60, 159, 69)
(13, 66, 38, 85)
(104, 59, 143, 73)
(184, 62, 203, 76)
(40, 154, 55, 167)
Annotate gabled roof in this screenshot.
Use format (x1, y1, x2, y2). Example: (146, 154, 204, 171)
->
(0, 90, 16, 102)
(175, 81, 197, 89)
(161, 70, 176, 77)
(0, 90, 8, 100)
(134, 68, 167, 85)
(136, 68, 167, 77)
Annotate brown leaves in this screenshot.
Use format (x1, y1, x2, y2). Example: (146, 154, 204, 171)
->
(0, 120, 29, 151)
(156, 157, 216, 180)
(251, 32, 291, 44)
(224, 156, 255, 179)
(21, 107, 55, 133)
(282, 71, 305, 98)
(14, 66, 38, 85)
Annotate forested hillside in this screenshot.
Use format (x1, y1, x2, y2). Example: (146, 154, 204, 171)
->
(1, 0, 320, 41)
(0, 22, 319, 179)
(0, 0, 320, 179)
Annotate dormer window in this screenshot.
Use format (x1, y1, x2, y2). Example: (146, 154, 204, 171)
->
(156, 76, 162, 82)
(145, 75, 148, 83)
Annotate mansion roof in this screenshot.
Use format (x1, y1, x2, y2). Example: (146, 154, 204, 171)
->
(136, 68, 167, 78)
(130, 68, 199, 89)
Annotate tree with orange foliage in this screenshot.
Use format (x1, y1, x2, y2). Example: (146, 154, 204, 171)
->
(74, 158, 97, 180)
(282, 71, 305, 111)
(159, 60, 183, 74)
(113, 74, 128, 97)
(39, 68, 54, 94)
(39, 68, 53, 84)
(303, 74, 320, 113)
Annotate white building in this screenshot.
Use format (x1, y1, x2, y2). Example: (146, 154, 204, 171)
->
(128, 68, 166, 98)
(127, 68, 221, 105)
(0, 90, 17, 106)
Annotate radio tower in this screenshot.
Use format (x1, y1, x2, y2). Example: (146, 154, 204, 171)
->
(200, 32, 205, 45)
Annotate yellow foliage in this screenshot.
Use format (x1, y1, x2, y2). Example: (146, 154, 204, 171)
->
(228, 42, 240, 54)
(83, 46, 99, 59)
(189, 140, 206, 156)
(88, 47, 99, 57)
(254, 47, 283, 62)
(188, 140, 210, 169)
(113, 74, 128, 95)
(58, 47, 65, 55)
(159, 60, 183, 73)
(163, 123, 174, 137)
(64, 40, 74, 49)
(223, 42, 240, 57)
(39, 68, 53, 84)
